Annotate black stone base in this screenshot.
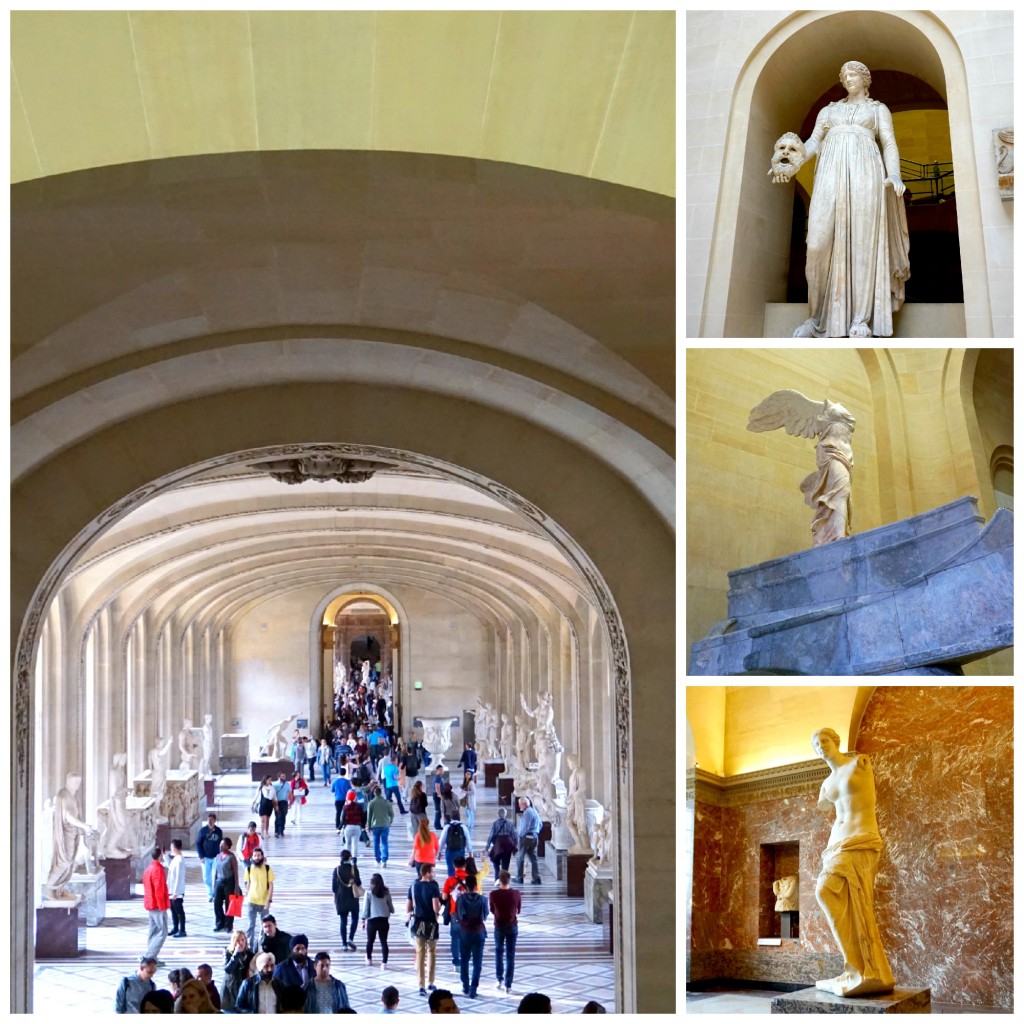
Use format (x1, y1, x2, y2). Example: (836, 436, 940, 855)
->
(538, 821, 551, 857)
(566, 851, 590, 897)
(36, 906, 84, 958)
(771, 987, 931, 1014)
(484, 762, 504, 788)
(497, 777, 514, 806)
(101, 857, 134, 900)
(251, 759, 295, 782)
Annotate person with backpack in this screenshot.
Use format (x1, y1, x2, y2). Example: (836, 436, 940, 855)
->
(439, 816, 472, 882)
(441, 855, 470, 973)
(455, 874, 488, 999)
(332, 850, 362, 952)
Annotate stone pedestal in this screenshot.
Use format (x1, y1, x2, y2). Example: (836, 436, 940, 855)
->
(35, 903, 85, 958)
(770, 987, 931, 1014)
(584, 863, 613, 925)
(781, 910, 799, 939)
(101, 857, 134, 900)
(66, 871, 106, 926)
(251, 758, 294, 782)
(221, 734, 250, 772)
(565, 850, 591, 897)
(497, 776, 514, 807)
(155, 822, 172, 855)
(484, 761, 504, 788)
(204, 778, 216, 807)
(691, 497, 1013, 675)
(125, 794, 159, 859)
(538, 820, 552, 857)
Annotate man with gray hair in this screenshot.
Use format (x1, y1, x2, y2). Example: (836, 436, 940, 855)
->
(484, 807, 518, 882)
(514, 798, 542, 885)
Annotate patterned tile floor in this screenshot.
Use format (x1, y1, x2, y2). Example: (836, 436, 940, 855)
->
(35, 771, 615, 1013)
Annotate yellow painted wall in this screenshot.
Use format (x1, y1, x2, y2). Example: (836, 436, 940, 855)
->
(686, 685, 863, 777)
(10, 10, 675, 196)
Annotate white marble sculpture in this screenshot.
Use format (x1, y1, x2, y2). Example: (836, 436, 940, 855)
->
(520, 691, 563, 785)
(564, 753, 592, 853)
(470, 699, 499, 760)
(774, 875, 799, 912)
(178, 717, 201, 771)
(199, 713, 216, 777)
(263, 715, 296, 759)
(148, 735, 175, 804)
(770, 61, 909, 338)
(498, 713, 515, 770)
(748, 390, 855, 546)
(812, 726, 895, 997)
(99, 753, 135, 858)
(44, 773, 97, 900)
(512, 714, 531, 776)
(418, 717, 459, 770)
(590, 817, 612, 868)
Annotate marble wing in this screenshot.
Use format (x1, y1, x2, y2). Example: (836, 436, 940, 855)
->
(747, 390, 824, 439)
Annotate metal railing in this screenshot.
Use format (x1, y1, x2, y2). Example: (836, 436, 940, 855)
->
(900, 158, 955, 203)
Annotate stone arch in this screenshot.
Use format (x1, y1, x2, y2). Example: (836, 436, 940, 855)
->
(702, 10, 991, 336)
(308, 584, 412, 738)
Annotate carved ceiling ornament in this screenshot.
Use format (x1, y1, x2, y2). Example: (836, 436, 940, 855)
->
(248, 454, 392, 484)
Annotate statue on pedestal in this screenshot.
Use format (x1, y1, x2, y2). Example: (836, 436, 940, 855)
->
(774, 875, 799, 912)
(44, 773, 97, 900)
(513, 714, 531, 774)
(812, 727, 895, 997)
(748, 390, 855, 546)
(564, 754, 592, 853)
(199, 713, 216, 777)
(590, 817, 612, 869)
(520, 691, 563, 785)
(769, 61, 909, 338)
(148, 735, 174, 805)
(418, 717, 459, 770)
(178, 717, 201, 771)
(470, 699, 498, 760)
(498, 713, 515, 771)
(99, 753, 135, 858)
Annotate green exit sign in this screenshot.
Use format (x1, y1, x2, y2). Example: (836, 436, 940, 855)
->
(414, 680, 423, 690)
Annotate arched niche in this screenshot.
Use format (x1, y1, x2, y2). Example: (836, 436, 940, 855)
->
(703, 10, 991, 337)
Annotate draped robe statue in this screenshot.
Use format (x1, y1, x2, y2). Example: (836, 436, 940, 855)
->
(44, 773, 96, 899)
(748, 390, 855, 546)
(770, 61, 909, 338)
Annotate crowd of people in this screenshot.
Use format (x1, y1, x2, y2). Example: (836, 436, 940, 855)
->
(117, 667, 604, 1013)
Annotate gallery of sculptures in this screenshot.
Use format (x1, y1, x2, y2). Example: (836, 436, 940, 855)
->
(687, 348, 1013, 676)
(10, 10, 674, 1013)
(685, 685, 1013, 1012)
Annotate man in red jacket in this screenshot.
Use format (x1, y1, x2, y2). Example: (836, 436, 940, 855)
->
(142, 846, 171, 962)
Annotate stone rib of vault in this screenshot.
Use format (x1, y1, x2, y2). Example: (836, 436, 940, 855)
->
(689, 497, 1013, 675)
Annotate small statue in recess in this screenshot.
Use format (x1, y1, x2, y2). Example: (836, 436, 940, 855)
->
(773, 875, 799, 912)
(812, 727, 895, 997)
(748, 390, 855, 546)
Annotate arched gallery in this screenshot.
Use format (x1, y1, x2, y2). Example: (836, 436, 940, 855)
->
(687, 348, 1013, 675)
(686, 10, 1013, 337)
(685, 685, 1013, 1013)
(10, 11, 675, 1014)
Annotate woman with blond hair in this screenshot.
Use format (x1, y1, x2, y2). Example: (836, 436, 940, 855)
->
(173, 977, 218, 1013)
(410, 816, 439, 874)
(220, 929, 254, 1012)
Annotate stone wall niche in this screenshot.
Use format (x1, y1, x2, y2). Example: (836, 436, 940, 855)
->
(758, 841, 799, 939)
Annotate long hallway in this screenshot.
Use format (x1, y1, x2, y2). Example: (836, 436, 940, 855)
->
(35, 769, 614, 1014)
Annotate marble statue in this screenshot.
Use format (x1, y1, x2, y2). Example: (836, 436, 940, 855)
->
(199, 713, 215, 777)
(498, 713, 515, 770)
(773, 875, 799, 912)
(590, 817, 612, 868)
(99, 753, 135, 858)
(44, 773, 97, 900)
(564, 753, 592, 852)
(520, 691, 563, 784)
(470, 698, 499, 760)
(263, 715, 296, 759)
(513, 714, 531, 773)
(178, 717, 201, 771)
(148, 735, 175, 804)
(770, 61, 909, 338)
(812, 726, 895, 997)
(748, 390, 855, 546)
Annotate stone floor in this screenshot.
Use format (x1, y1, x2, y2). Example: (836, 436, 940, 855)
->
(35, 771, 614, 1014)
(685, 989, 1011, 1014)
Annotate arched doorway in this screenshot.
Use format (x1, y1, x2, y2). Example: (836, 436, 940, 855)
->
(703, 10, 991, 336)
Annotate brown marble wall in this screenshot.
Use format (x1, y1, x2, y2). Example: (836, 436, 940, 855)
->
(688, 686, 1012, 1008)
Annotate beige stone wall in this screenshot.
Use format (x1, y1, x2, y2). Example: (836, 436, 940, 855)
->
(687, 10, 1013, 337)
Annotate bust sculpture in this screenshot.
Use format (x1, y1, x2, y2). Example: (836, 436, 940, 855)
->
(770, 61, 910, 338)
(748, 390, 855, 546)
(812, 727, 895, 997)
(773, 875, 799, 912)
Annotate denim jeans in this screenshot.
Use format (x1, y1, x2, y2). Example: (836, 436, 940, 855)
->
(372, 826, 390, 864)
(493, 922, 518, 987)
(458, 929, 485, 995)
(449, 918, 461, 965)
(245, 901, 268, 947)
(515, 836, 540, 882)
(339, 909, 358, 944)
(201, 856, 216, 899)
(385, 785, 406, 813)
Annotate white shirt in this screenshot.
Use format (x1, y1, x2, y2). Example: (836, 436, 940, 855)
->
(167, 853, 186, 897)
(257, 978, 278, 1014)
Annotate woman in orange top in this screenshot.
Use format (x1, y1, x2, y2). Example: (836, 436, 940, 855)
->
(410, 816, 439, 871)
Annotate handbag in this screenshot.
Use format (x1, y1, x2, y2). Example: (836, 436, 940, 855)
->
(226, 893, 244, 918)
(351, 881, 365, 899)
(251, 793, 261, 814)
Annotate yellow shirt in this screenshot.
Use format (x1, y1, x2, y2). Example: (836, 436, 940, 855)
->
(245, 863, 275, 905)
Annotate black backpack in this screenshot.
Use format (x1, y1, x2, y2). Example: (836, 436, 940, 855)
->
(447, 822, 466, 852)
(406, 751, 420, 775)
